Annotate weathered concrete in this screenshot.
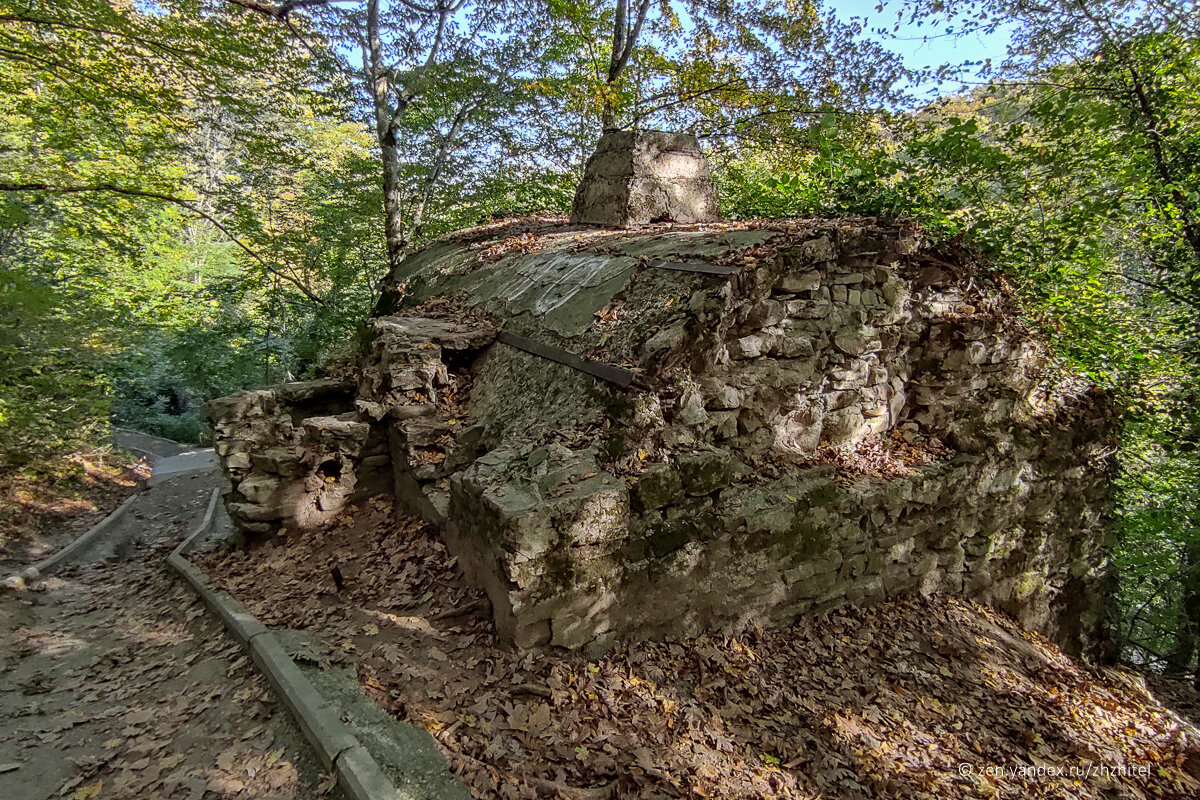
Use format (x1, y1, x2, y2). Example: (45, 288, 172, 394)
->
(209, 217, 1118, 659)
(570, 130, 720, 228)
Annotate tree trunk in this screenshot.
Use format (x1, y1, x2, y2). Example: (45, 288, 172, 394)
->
(365, 0, 408, 274)
(601, 98, 617, 132)
(1169, 541, 1200, 677)
(601, 0, 651, 133)
(378, 126, 408, 273)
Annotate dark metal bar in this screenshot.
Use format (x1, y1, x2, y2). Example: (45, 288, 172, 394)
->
(650, 260, 739, 276)
(496, 330, 639, 388)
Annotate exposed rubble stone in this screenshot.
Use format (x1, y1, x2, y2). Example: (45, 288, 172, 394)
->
(208, 217, 1118, 659)
(570, 130, 721, 228)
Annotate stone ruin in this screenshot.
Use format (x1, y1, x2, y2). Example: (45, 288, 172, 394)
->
(208, 133, 1117, 659)
(570, 130, 720, 228)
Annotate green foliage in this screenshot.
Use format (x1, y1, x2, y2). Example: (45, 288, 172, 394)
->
(1114, 428, 1200, 667)
(712, 111, 964, 237)
(0, 265, 112, 466)
(0, 0, 384, 459)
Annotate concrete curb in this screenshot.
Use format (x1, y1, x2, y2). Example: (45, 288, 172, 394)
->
(167, 489, 408, 800)
(147, 449, 219, 487)
(2, 493, 141, 590)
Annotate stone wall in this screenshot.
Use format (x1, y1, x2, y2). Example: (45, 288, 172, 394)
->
(207, 379, 387, 535)
(208, 315, 497, 537)
(208, 218, 1117, 659)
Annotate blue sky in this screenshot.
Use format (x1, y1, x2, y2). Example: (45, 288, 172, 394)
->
(828, 0, 1016, 96)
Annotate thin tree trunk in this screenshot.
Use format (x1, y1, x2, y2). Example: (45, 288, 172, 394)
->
(1126, 64, 1200, 267)
(1168, 541, 1200, 677)
(378, 126, 407, 271)
(405, 100, 477, 247)
(601, 0, 651, 132)
(601, 99, 617, 132)
(364, 0, 407, 273)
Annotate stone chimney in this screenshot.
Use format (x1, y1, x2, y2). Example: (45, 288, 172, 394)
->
(570, 130, 721, 228)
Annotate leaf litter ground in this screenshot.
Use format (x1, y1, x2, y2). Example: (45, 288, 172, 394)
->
(199, 497, 1200, 800)
(0, 448, 149, 573)
(0, 469, 342, 800)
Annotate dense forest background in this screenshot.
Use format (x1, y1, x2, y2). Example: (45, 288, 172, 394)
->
(2, 0, 1197, 677)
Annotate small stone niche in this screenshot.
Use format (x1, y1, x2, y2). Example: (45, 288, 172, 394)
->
(570, 130, 721, 228)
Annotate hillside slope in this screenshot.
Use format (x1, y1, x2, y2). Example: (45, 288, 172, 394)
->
(200, 497, 1200, 800)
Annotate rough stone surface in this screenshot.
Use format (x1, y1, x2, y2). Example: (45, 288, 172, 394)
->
(207, 317, 498, 537)
(570, 130, 720, 228)
(209, 216, 1118, 659)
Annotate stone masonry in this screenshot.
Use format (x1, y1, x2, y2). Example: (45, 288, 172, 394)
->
(208, 215, 1118, 660)
(570, 130, 720, 228)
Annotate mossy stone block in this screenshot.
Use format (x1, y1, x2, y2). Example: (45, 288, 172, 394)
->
(634, 464, 683, 510)
(678, 451, 734, 496)
(790, 517, 833, 559)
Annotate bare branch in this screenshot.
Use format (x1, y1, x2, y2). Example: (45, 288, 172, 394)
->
(0, 182, 326, 306)
(0, 14, 205, 59)
(227, 0, 351, 19)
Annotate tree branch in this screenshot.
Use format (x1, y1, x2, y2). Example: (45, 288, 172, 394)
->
(227, 0, 348, 19)
(392, 0, 453, 119)
(607, 0, 651, 84)
(0, 182, 326, 306)
(609, 0, 627, 84)
(407, 96, 480, 243)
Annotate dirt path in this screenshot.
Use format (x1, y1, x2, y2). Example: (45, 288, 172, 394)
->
(0, 466, 342, 800)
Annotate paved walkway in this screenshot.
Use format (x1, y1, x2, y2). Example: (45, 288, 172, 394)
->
(111, 428, 205, 460)
(0, 457, 342, 799)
